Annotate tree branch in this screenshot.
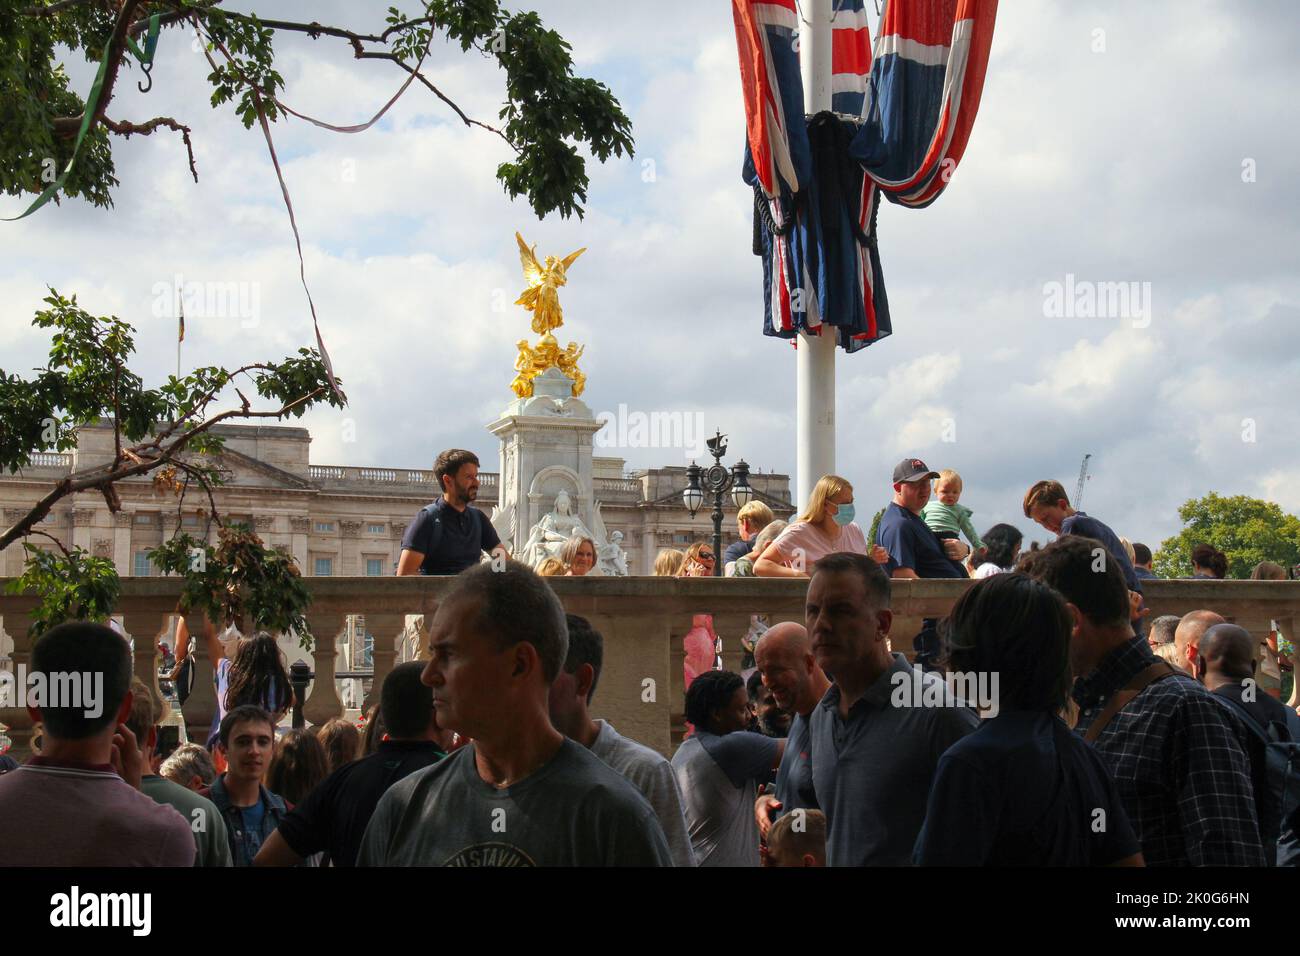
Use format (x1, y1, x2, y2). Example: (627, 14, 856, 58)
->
(21, 0, 104, 17)
(26, 529, 73, 559)
(0, 387, 328, 552)
(355, 51, 514, 144)
(103, 116, 199, 182)
(48, 0, 146, 138)
(171, 459, 223, 537)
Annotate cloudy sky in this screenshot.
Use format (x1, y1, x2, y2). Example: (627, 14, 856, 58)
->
(2, 0, 1298, 553)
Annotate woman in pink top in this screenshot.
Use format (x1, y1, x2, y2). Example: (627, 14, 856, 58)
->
(754, 474, 887, 577)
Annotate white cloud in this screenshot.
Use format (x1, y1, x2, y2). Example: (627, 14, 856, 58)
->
(2, 0, 1299, 550)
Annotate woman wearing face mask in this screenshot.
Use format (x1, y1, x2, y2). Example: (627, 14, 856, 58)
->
(753, 475, 888, 577)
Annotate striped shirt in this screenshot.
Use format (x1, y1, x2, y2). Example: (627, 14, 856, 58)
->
(1072, 638, 1265, 866)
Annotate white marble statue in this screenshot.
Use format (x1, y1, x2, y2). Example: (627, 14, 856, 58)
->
(519, 491, 598, 568)
(597, 530, 629, 576)
(588, 501, 629, 576)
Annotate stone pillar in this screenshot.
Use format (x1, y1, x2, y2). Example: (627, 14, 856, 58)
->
(290, 516, 310, 574)
(180, 616, 220, 747)
(121, 609, 169, 707)
(70, 507, 97, 553)
(340, 521, 362, 576)
(642, 529, 657, 577)
(114, 511, 133, 575)
(362, 612, 404, 712)
(0, 601, 37, 757)
(302, 610, 344, 728)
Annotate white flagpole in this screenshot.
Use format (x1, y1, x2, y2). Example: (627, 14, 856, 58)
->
(797, 0, 835, 507)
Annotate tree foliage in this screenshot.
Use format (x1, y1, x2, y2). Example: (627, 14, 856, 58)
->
(0, 289, 344, 548)
(1154, 493, 1300, 579)
(2, 0, 634, 219)
(1, 290, 343, 637)
(150, 524, 313, 648)
(4, 542, 121, 637)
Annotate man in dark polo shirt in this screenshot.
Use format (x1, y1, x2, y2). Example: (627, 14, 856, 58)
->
(874, 457, 969, 666)
(397, 448, 508, 575)
(805, 553, 977, 865)
(253, 663, 448, 867)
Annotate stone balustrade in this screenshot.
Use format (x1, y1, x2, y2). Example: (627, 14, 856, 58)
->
(2, 577, 1298, 760)
(306, 465, 498, 493)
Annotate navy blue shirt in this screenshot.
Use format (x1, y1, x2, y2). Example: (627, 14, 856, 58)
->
(724, 537, 756, 566)
(773, 711, 818, 817)
(1059, 512, 1141, 592)
(875, 502, 967, 578)
(401, 498, 500, 575)
(913, 710, 1140, 866)
(810, 654, 978, 865)
(1133, 566, 1158, 581)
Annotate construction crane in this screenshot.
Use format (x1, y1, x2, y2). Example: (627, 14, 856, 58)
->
(1075, 454, 1092, 510)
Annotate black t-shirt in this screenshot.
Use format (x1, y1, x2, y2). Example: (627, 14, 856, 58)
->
(276, 739, 446, 867)
(401, 498, 501, 575)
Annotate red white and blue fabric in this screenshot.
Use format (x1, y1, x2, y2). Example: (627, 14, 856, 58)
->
(734, 0, 889, 351)
(831, 0, 874, 117)
(734, 0, 810, 342)
(851, 0, 998, 208)
(733, 0, 994, 351)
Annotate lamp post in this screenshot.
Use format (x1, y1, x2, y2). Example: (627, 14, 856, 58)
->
(683, 431, 755, 577)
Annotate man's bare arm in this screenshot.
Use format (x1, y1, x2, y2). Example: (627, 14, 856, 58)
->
(891, 567, 920, 579)
(396, 549, 424, 576)
(253, 829, 306, 867)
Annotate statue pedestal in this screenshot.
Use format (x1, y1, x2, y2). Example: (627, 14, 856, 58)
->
(487, 368, 605, 560)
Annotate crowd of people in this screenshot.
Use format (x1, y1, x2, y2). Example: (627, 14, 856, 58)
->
(1, 446, 1296, 868)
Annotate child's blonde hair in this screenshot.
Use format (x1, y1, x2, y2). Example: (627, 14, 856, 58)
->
(935, 468, 963, 492)
(767, 808, 827, 866)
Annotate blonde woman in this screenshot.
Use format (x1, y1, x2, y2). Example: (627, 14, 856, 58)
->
(754, 475, 886, 577)
(653, 548, 685, 576)
(560, 535, 597, 576)
(677, 542, 717, 577)
(536, 556, 566, 576)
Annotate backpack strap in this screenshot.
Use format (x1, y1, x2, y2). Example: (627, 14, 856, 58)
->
(417, 501, 445, 566)
(1083, 661, 1179, 744)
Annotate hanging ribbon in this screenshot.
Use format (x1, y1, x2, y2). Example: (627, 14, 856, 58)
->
(2, 13, 161, 222)
(190, 17, 434, 404)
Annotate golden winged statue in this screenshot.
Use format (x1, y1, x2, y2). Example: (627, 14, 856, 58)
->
(515, 232, 586, 335)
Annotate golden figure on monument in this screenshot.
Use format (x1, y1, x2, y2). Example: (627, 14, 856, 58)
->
(510, 232, 588, 399)
(515, 232, 586, 335)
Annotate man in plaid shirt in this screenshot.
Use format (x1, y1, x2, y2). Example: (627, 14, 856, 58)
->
(1020, 536, 1265, 866)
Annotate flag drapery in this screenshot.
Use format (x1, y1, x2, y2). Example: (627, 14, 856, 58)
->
(732, 0, 996, 351)
(851, 0, 998, 208)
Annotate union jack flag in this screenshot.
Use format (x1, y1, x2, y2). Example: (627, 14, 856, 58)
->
(853, 0, 999, 208)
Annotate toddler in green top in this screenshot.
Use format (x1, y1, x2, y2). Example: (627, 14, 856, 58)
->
(921, 469, 983, 551)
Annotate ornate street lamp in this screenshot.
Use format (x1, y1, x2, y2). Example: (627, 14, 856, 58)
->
(683, 431, 755, 577)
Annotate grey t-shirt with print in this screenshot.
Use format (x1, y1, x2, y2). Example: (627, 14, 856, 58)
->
(356, 738, 672, 866)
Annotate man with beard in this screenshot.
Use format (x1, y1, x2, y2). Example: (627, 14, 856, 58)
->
(397, 448, 509, 575)
(747, 670, 792, 738)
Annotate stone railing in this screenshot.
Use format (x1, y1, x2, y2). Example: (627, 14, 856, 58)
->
(593, 476, 643, 499)
(2, 578, 1298, 760)
(307, 465, 498, 493)
(25, 452, 73, 470)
